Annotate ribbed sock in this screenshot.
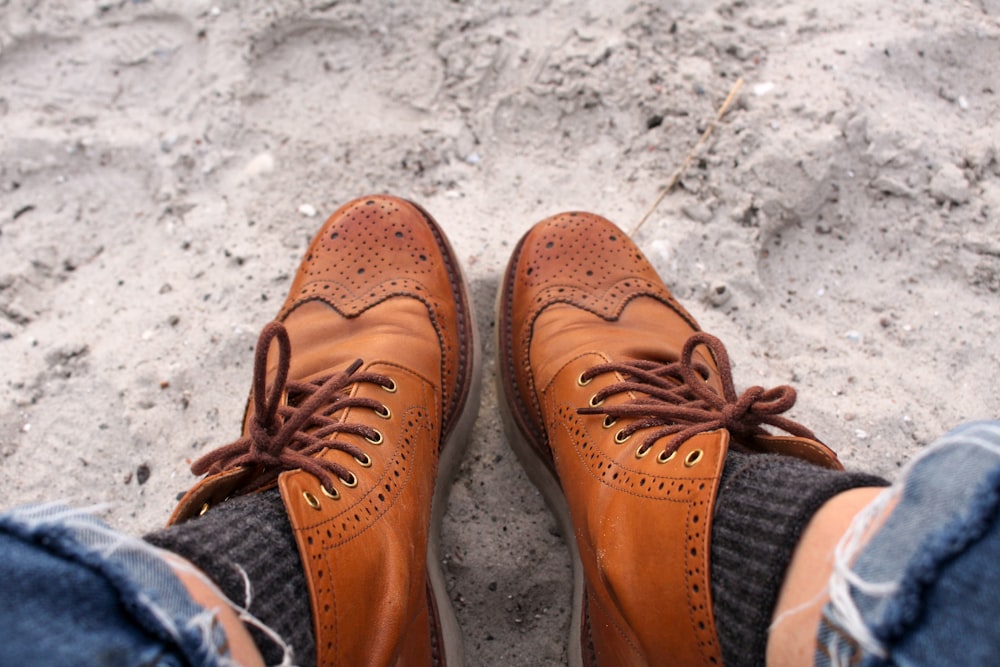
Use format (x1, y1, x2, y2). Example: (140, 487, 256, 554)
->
(144, 488, 314, 667)
(709, 450, 888, 667)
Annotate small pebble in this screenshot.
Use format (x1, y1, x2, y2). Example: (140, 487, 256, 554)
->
(649, 239, 672, 265)
(708, 281, 731, 306)
(752, 81, 775, 96)
(845, 330, 864, 344)
(298, 204, 318, 217)
(160, 133, 179, 153)
(855, 429, 869, 440)
(245, 152, 275, 176)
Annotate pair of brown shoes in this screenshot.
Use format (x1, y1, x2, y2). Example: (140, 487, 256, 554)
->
(170, 195, 841, 666)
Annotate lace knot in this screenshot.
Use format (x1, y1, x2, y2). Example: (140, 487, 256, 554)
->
(577, 332, 816, 455)
(190, 321, 393, 495)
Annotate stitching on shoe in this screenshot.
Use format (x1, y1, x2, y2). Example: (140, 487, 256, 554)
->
(408, 198, 473, 441)
(549, 401, 718, 498)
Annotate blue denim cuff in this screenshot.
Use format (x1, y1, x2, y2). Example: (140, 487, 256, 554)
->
(0, 503, 233, 667)
(815, 421, 1000, 667)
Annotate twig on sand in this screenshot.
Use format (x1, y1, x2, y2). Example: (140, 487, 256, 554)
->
(630, 76, 745, 237)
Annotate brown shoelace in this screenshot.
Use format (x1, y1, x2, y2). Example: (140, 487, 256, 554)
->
(191, 321, 394, 494)
(577, 332, 816, 457)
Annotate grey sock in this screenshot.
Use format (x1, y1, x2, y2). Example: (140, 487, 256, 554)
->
(709, 449, 888, 667)
(145, 488, 314, 667)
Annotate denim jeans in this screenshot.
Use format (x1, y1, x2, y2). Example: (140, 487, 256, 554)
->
(815, 421, 1000, 667)
(1, 423, 998, 667)
(0, 504, 233, 667)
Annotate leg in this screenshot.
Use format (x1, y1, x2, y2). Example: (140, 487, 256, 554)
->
(162, 553, 266, 667)
(768, 486, 885, 667)
(0, 503, 255, 666)
(1, 197, 479, 667)
(146, 195, 481, 665)
(497, 211, 886, 666)
(806, 422, 1000, 667)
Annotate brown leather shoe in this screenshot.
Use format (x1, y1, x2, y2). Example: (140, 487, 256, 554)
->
(170, 195, 481, 666)
(497, 211, 841, 666)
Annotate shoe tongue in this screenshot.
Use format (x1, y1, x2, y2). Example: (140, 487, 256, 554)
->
(270, 302, 363, 384)
(530, 297, 723, 392)
(240, 303, 363, 435)
(241, 297, 442, 435)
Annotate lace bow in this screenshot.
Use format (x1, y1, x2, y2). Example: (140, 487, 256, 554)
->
(577, 332, 816, 458)
(191, 321, 393, 493)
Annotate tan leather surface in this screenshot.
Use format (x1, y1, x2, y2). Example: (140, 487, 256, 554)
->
(279, 361, 439, 665)
(500, 211, 841, 665)
(543, 354, 728, 666)
(172, 195, 473, 666)
(500, 212, 709, 471)
(500, 212, 726, 665)
(270, 196, 472, 442)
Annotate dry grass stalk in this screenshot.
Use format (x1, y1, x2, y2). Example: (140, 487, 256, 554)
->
(631, 76, 745, 236)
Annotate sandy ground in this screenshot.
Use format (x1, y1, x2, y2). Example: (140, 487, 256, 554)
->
(1, 0, 999, 664)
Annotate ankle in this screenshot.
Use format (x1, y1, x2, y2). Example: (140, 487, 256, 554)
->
(161, 553, 266, 667)
(710, 451, 888, 667)
(766, 486, 888, 667)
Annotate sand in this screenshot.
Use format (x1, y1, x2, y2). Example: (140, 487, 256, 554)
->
(1, 0, 998, 664)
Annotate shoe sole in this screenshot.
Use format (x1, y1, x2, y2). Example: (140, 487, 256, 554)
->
(411, 200, 484, 667)
(494, 234, 586, 667)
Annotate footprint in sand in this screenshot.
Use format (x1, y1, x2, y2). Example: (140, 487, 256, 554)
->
(0, 14, 203, 114)
(243, 17, 443, 140)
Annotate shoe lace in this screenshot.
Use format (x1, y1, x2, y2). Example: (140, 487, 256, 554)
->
(191, 321, 394, 494)
(577, 332, 816, 458)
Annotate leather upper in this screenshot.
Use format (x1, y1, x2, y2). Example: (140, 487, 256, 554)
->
(171, 195, 475, 666)
(499, 212, 841, 666)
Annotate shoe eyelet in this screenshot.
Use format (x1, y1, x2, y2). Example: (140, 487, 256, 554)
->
(614, 429, 631, 444)
(341, 473, 358, 488)
(198, 502, 211, 516)
(366, 429, 384, 445)
(303, 491, 321, 510)
(375, 405, 391, 419)
(589, 394, 605, 408)
(321, 485, 340, 500)
(355, 453, 372, 468)
(635, 446, 651, 459)
(684, 449, 704, 467)
(657, 450, 676, 464)
(381, 378, 397, 393)
(577, 372, 593, 387)
(602, 415, 617, 429)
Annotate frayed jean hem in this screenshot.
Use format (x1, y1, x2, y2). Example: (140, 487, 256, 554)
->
(0, 503, 235, 667)
(815, 421, 1000, 667)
